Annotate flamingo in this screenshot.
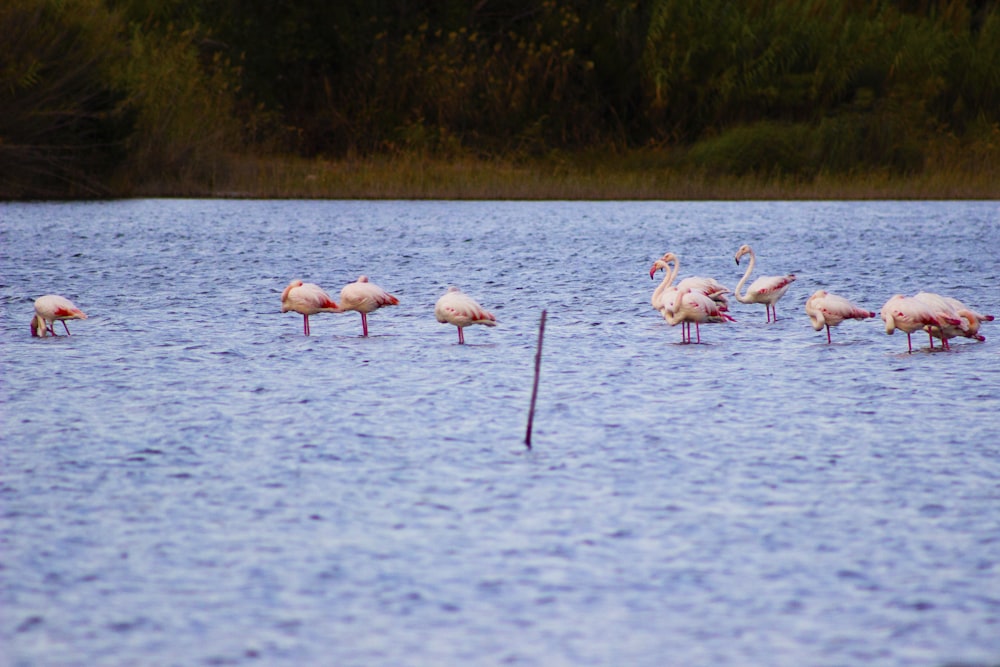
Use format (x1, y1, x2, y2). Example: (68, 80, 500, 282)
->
(435, 286, 496, 344)
(913, 292, 984, 349)
(650, 252, 729, 341)
(804, 290, 876, 343)
(649, 252, 679, 313)
(943, 297, 994, 338)
(338, 275, 399, 336)
(281, 280, 339, 335)
(880, 294, 960, 353)
(733, 244, 796, 322)
(666, 286, 735, 344)
(31, 294, 87, 337)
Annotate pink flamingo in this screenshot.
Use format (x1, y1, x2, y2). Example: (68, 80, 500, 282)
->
(338, 275, 399, 336)
(804, 290, 876, 343)
(435, 286, 496, 344)
(880, 294, 960, 353)
(281, 280, 340, 335)
(733, 244, 796, 322)
(666, 286, 735, 344)
(914, 292, 987, 349)
(31, 294, 87, 337)
(649, 252, 679, 313)
(650, 252, 729, 341)
(944, 297, 994, 338)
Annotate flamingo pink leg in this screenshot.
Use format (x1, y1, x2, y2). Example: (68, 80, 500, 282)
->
(361, 313, 369, 337)
(695, 322, 701, 343)
(826, 325, 832, 344)
(457, 327, 465, 344)
(906, 332, 913, 353)
(303, 314, 310, 336)
(61, 321, 72, 335)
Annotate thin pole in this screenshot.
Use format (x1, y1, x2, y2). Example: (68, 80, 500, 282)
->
(525, 309, 547, 449)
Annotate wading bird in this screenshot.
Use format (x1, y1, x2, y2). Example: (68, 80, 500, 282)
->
(281, 280, 339, 336)
(435, 286, 496, 344)
(338, 275, 399, 336)
(665, 286, 735, 344)
(650, 252, 729, 341)
(913, 292, 985, 349)
(733, 244, 796, 322)
(31, 294, 87, 337)
(880, 294, 960, 353)
(804, 290, 876, 343)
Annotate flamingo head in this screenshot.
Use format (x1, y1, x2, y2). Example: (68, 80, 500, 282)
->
(880, 298, 902, 334)
(649, 252, 677, 279)
(280, 280, 304, 311)
(357, 275, 369, 283)
(30, 314, 46, 337)
(734, 245, 752, 265)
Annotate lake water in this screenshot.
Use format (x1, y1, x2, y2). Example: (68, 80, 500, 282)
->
(1, 199, 999, 667)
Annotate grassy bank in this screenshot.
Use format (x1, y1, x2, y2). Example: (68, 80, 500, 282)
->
(126, 151, 1000, 200)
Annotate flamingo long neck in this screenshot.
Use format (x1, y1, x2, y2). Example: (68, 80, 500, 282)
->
(652, 259, 679, 306)
(30, 314, 47, 337)
(734, 249, 756, 304)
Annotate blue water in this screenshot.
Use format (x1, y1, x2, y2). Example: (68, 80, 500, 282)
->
(1, 199, 999, 667)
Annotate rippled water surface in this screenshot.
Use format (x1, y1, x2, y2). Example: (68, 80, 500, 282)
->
(2, 200, 999, 667)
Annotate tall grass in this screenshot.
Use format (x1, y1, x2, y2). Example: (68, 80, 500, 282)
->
(190, 147, 999, 200)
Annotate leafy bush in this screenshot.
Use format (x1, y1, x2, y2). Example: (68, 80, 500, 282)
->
(0, 0, 129, 197)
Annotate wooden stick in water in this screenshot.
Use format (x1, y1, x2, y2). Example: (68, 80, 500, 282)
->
(525, 309, 547, 449)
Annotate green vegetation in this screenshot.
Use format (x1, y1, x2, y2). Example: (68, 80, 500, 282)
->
(2, 0, 998, 199)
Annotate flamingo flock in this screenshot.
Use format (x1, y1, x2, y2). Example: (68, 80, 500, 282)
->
(278, 278, 494, 343)
(27, 243, 992, 353)
(648, 244, 991, 352)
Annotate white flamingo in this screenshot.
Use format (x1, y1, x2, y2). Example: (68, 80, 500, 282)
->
(804, 290, 876, 343)
(942, 297, 994, 339)
(666, 286, 735, 344)
(31, 294, 87, 337)
(650, 252, 729, 341)
(913, 292, 984, 349)
(880, 294, 960, 353)
(649, 252, 679, 313)
(435, 286, 496, 344)
(733, 244, 796, 322)
(338, 275, 399, 336)
(281, 280, 340, 336)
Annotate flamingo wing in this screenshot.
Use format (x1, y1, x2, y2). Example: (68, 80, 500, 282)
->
(435, 288, 496, 327)
(35, 295, 87, 321)
(747, 274, 796, 300)
(340, 276, 399, 313)
(282, 281, 339, 314)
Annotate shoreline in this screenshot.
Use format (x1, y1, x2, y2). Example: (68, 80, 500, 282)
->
(8, 154, 1000, 202)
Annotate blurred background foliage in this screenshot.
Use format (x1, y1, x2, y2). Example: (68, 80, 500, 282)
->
(1, 0, 997, 197)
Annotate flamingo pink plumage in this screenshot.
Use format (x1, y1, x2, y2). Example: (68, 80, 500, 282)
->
(649, 252, 680, 313)
(944, 297, 994, 339)
(804, 290, 876, 343)
(913, 292, 985, 349)
(880, 294, 961, 353)
(281, 280, 340, 336)
(31, 294, 87, 337)
(650, 252, 729, 341)
(666, 286, 735, 344)
(338, 275, 399, 336)
(734, 244, 796, 322)
(435, 286, 496, 344)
